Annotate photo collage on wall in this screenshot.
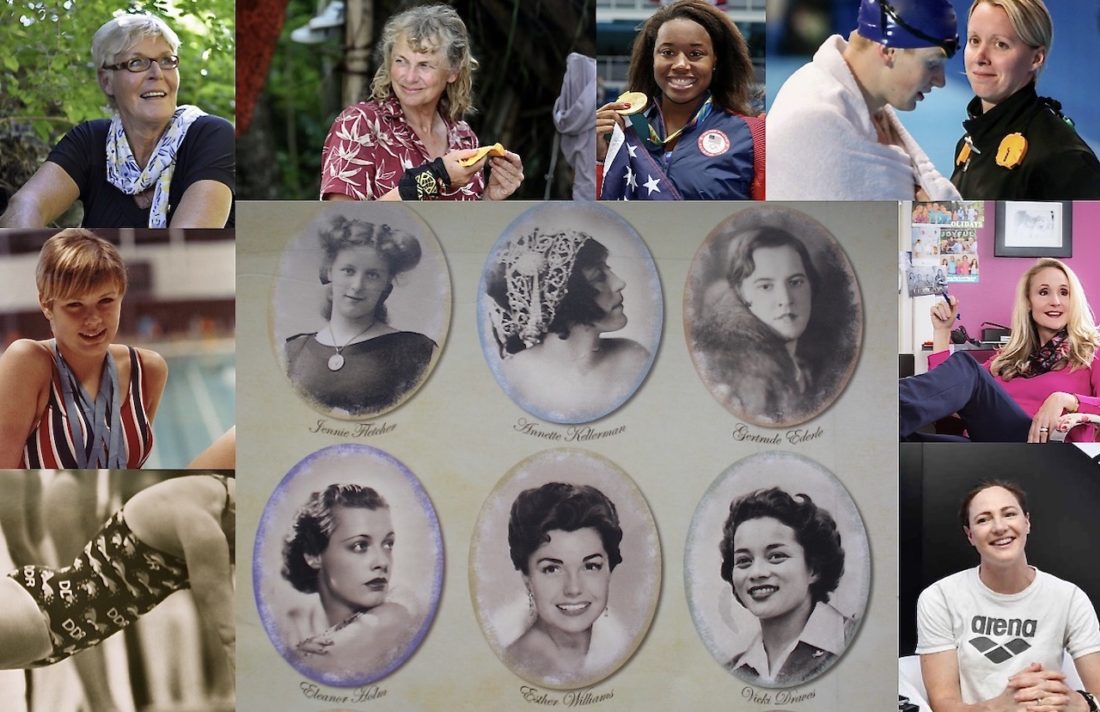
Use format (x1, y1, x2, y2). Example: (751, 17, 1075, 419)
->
(2, 1, 1099, 711)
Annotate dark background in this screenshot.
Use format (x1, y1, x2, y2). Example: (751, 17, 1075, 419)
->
(899, 443, 1100, 655)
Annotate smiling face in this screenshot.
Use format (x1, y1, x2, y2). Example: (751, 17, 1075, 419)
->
(389, 33, 457, 114)
(739, 245, 812, 343)
(965, 3, 1044, 112)
(882, 46, 947, 111)
(524, 527, 611, 636)
(309, 505, 394, 622)
(99, 34, 179, 130)
(582, 257, 628, 334)
(1027, 266, 1070, 343)
(731, 516, 817, 622)
(652, 18, 715, 108)
(328, 245, 393, 323)
(965, 486, 1029, 566)
(41, 280, 123, 359)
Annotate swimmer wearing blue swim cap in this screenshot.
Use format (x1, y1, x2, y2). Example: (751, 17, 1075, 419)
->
(765, 0, 962, 200)
(858, 0, 959, 57)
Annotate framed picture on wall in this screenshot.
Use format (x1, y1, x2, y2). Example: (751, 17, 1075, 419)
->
(994, 201, 1072, 257)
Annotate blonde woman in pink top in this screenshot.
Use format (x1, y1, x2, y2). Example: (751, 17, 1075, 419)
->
(900, 258, 1100, 442)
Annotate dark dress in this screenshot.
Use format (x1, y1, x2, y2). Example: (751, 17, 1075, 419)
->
(46, 115, 236, 227)
(950, 83, 1100, 200)
(9, 511, 189, 666)
(285, 331, 436, 416)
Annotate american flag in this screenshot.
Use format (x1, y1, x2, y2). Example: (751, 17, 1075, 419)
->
(600, 124, 681, 201)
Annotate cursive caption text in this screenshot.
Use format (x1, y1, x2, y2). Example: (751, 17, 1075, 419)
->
(732, 424, 824, 445)
(742, 686, 816, 705)
(520, 685, 615, 706)
(300, 682, 387, 703)
(514, 418, 625, 443)
(309, 419, 397, 439)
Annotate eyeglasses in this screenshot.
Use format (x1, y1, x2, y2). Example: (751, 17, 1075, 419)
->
(102, 55, 180, 73)
(880, 0, 959, 58)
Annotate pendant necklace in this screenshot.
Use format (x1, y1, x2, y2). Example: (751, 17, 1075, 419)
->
(327, 322, 375, 371)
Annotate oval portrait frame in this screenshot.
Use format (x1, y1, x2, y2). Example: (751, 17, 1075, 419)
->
(252, 443, 444, 687)
(271, 203, 451, 420)
(470, 448, 662, 689)
(477, 202, 663, 424)
(684, 451, 870, 688)
(683, 205, 863, 427)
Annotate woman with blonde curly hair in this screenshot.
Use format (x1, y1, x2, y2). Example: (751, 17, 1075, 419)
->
(900, 258, 1100, 442)
(319, 4, 523, 202)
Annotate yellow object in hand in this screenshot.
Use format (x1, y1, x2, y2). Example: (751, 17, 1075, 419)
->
(459, 143, 506, 167)
(615, 91, 648, 116)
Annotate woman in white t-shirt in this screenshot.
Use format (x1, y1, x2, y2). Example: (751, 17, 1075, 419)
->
(917, 480, 1100, 711)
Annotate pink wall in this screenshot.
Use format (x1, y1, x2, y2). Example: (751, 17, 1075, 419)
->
(941, 201, 1100, 335)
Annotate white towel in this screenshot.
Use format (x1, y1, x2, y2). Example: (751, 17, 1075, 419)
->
(767, 35, 960, 201)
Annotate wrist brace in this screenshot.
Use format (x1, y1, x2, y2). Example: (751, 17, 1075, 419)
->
(398, 158, 451, 200)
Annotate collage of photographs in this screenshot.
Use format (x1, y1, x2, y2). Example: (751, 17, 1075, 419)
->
(1, 0, 1098, 711)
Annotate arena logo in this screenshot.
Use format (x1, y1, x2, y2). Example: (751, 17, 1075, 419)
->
(971, 615, 1038, 638)
(969, 615, 1038, 663)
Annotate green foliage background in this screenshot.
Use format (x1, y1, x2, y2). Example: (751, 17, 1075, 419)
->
(0, 0, 235, 149)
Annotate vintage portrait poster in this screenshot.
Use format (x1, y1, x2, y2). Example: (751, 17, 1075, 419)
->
(235, 201, 900, 711)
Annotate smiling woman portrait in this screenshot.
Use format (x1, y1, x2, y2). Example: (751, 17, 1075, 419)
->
(721, 487, 854, 686)
(504, 482, 623, 682)
(917, 480, 1100, 710)
(596, 0, 763, 200)
(0, 230, 167, 468)
(900, 258, 1100, 442)
(0, 14, 234, 228)
(951, 0, 1100, 199)
(470, 449, 661, 690)
(319, 4, 523, 202)
(685, 451, 870, 689)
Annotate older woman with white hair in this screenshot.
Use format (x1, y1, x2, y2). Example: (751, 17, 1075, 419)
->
(320, 4, 524, 201)
(0, 13, 234, 228)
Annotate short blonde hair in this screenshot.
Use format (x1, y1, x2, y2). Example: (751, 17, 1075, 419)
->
(369, 5, 477, 120)
(968, 0, 1052, 51)
(92, 14, 181, 108)
(36, 229, 128, 304)
(990, 258, 1097, 380)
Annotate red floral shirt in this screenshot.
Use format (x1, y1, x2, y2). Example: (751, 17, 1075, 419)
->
(320, 94, 485, 200)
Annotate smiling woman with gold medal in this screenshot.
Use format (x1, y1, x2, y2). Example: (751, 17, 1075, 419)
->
(951, 0, 1100, 199)
(594, 0, 763, 200)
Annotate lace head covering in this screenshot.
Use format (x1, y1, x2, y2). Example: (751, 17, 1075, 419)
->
(489, 228, 592, 351)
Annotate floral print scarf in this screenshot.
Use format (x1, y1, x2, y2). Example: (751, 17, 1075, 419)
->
(105, 104, 205, 228)
(1025, 329, 1069, 377)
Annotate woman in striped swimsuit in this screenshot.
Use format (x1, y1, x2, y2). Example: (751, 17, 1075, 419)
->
(0, 229, 168, 468)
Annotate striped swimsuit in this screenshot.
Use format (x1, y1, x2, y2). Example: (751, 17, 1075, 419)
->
(21, 346, 154, 469)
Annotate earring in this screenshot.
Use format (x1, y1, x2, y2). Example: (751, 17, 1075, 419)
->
(602, 605, 609, 619)
(527, 589, 535, 619)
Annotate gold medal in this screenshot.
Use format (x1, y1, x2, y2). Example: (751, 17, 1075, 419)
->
(615, 91, 648, 115)
(995, 133, 1028, 169)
